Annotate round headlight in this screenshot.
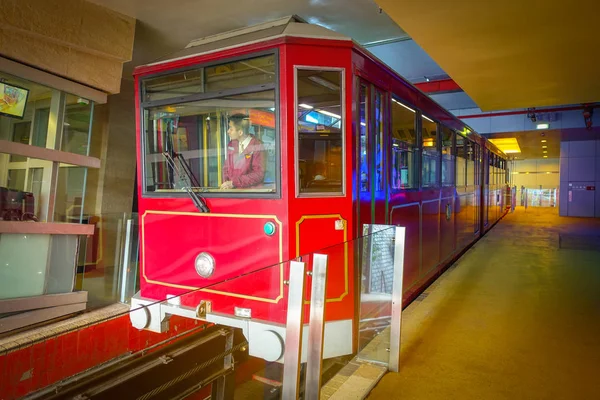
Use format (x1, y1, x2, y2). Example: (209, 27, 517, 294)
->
(195, 252, 215, 278)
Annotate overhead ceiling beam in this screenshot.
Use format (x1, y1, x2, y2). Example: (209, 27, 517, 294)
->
(414, 78, 461, 94)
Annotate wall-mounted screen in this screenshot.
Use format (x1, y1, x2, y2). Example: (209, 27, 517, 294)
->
(0, 82, 29, 119)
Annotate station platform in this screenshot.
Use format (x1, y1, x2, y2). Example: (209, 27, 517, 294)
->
(368, 207, 600, 399)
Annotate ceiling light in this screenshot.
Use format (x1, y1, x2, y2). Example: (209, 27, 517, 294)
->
(541, 139, 547, 143)
(392, 98, 415, 113)
(317, 109, 341, 119)
(489, 138, 521, 154)
(537, 123, 549, 129)
(542, 145, 547, 148)
(543, 150, 548, 153)
(422, 115, 434, 123)
(299, 104, 313, 109)
(543, 155, 548, 158)
(307, 75, 339, 91)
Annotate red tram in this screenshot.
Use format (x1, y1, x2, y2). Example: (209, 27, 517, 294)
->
(129, 16, 508, 362)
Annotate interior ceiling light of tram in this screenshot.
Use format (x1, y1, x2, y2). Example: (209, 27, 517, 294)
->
(299, 103, 341, 119)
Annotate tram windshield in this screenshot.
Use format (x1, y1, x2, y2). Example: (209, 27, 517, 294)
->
(141, 54, 277, 195)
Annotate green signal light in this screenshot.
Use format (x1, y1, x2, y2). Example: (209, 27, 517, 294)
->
(264, 222, 276, 236)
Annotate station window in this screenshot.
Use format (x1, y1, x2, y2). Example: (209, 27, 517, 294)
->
(142, 54, 277, 195)
(296, 68, 344, 195)
(390, 98, 416, 190)
(0, 71, 95, 223)
(421, 115, 439, 187)
(441, 126, 455, 186)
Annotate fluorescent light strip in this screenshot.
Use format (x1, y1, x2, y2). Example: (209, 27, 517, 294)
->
(299, 103, 313, 109)
(392, 98, 415, 113)
(317, 109, 341, 119)
(422, 115, 434, 123)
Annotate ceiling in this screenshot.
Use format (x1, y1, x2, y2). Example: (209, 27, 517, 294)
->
(484, 129, 561, 160)
(377, 0, 600, 111)
(87, 0, 408, 79)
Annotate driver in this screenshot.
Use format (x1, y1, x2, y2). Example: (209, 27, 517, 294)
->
(220, 113, 266, 189)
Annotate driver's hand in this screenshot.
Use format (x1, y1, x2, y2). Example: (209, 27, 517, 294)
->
(220, 181, 234, 189)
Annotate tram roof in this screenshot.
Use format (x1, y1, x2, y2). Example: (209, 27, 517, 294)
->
(139, 16, 506, 159)
(147, 15, 352, 67)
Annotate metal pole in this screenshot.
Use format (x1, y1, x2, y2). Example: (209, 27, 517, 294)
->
(389, 226, 406, 372)
(119, 218, 134, 303)
(305, 254, 328, 400)
(282, 261, 306, 400)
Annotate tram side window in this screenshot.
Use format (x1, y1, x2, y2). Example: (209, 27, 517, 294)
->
(441, 126, 455, 187)
(489, 154, 495, 187)
(296, 69, 344, 195)
(390, 98, 416, 190)
(421, 115, 439, 187)
(359, 84, 369, 192)
(456, 135, 467, 187)
(466, 141, 475, 187)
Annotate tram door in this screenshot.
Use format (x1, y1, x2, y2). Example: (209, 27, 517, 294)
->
(357, 79, 388, 230)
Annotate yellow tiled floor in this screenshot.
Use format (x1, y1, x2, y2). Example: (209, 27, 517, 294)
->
(369, 207, 600, 400)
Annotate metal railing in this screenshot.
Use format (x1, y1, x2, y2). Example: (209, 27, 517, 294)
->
(282, 225, 406, 398)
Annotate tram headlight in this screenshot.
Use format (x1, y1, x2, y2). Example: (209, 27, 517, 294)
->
(195, 252, 215, 278)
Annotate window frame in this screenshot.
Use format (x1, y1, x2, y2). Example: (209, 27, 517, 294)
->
(419, 112, 440, 189)
(389, 95, 418, 192)
(294, 65, 346, 198)
(440, 124, 456, 187)
(139, 49, 281, 199)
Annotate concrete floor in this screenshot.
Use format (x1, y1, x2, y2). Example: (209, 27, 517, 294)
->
(369, 207, 600, 400)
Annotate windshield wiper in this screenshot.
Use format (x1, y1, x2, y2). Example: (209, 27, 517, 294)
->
(162, 151, 210, 213)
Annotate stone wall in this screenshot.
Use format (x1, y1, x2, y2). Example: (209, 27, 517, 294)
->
(0, 0, 135, 94)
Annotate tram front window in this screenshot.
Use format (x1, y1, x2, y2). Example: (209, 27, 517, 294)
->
(143, 90, 277, 194)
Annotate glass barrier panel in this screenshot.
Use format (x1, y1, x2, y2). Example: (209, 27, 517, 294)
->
(357, 225, 395, 365)
(0, 233, 82, 300)
(1, 260, 289, 399)
(75, 213, 139, 309)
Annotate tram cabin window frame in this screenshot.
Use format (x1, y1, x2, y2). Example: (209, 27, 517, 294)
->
(390, 96, 418, 191)
(294, 66, 346, 198)
(441, 125, 455, 187)
(139, 50, 281, 199)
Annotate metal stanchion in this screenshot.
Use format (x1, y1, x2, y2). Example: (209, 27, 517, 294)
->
(282, 261, 306, 400)
(305, 254, 328, 400)
(389, 227, 406, 372)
